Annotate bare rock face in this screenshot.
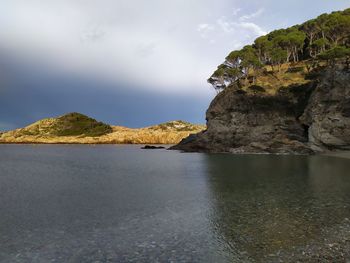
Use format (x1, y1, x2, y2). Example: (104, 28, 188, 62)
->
(301, 67, 350, 151)
(171, 64, 350, 154)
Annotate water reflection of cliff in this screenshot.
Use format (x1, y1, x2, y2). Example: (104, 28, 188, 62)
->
(204, 154, 350, 262)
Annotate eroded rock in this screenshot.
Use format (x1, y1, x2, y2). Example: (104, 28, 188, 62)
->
(172, 64, 350, 154)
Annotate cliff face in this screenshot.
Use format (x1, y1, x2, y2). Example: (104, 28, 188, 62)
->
(301, 66, 350, 151)
(172, 63, 350, 154)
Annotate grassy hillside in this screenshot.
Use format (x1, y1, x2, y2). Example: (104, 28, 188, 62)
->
(16, 112, 113, 137)
(237, 61, 327, 95)
(0, 114, 205, 144)
(146, 120, 204, 132)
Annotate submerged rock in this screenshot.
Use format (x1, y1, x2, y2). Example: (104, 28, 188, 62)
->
(141, 145, 165, 149)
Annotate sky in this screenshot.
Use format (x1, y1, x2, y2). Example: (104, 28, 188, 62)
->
(1, 0, 350, 130)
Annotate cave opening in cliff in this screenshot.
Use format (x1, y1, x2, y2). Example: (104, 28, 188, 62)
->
(302, 124, 310, 142)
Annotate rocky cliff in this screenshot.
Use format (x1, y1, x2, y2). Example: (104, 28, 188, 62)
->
(171, 62, 350, 154)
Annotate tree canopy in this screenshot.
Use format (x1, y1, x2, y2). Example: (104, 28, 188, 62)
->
(317, 46, 350, 61)
(208, 8, 350, 91)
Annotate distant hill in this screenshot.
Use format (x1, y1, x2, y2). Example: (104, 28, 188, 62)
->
(10, 112, 113, 137)
(0, 113, 205, 144)
(147, 120, 204, 132)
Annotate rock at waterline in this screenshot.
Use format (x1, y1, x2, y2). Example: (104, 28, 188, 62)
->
(141, 145, 165, 149)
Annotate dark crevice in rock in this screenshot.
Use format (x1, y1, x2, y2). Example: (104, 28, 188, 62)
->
(341, 99, 350, 117)
(301, 124, 310, 142)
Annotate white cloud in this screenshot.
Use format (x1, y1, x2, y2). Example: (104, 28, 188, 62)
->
(80, 26, 105, 43)
(235, 22, 267, 36)
(232, 8, 242, 16)
(239, 8, 265, 21)
(197, 23, 215, 38)
(217, 17, 234, 33)
(216, 17, 266, 37)
(0, 0, 267, 96)
(0, 0, 219, 94)
(1, 0, 349, 98)
(135, 42, 158, 58)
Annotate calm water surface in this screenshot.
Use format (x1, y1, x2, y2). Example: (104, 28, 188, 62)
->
(0, 145, 350, 262)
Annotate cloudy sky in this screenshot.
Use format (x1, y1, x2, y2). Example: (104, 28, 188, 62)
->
(1, 0, 349, 130)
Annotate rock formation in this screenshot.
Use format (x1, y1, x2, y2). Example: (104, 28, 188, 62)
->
(172, 8, 350, 154)
(171, 62, 350, 154)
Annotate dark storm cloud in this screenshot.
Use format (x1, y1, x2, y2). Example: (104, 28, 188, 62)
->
(0, 56, 211, 130)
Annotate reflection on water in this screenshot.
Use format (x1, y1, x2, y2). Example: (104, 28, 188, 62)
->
(0, 145, 349, 262)
(205, 155, 350, 262)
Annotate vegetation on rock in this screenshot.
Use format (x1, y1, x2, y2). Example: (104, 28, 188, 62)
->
(0, 114, 205, 145)
(208, 8, 350, 91)
(173, 9, 350, 154)
(148, 120, 203, 132)
(14, 113, 113, 137)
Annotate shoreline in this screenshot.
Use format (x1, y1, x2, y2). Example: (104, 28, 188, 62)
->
(0, 142, 173, 146)
(322, 151, 350, 160)
(2, 142, 350, 160)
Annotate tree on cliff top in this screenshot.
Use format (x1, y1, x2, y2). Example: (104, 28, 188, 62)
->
(208, 8, 350, 91)
(318, 46, 350, 62)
